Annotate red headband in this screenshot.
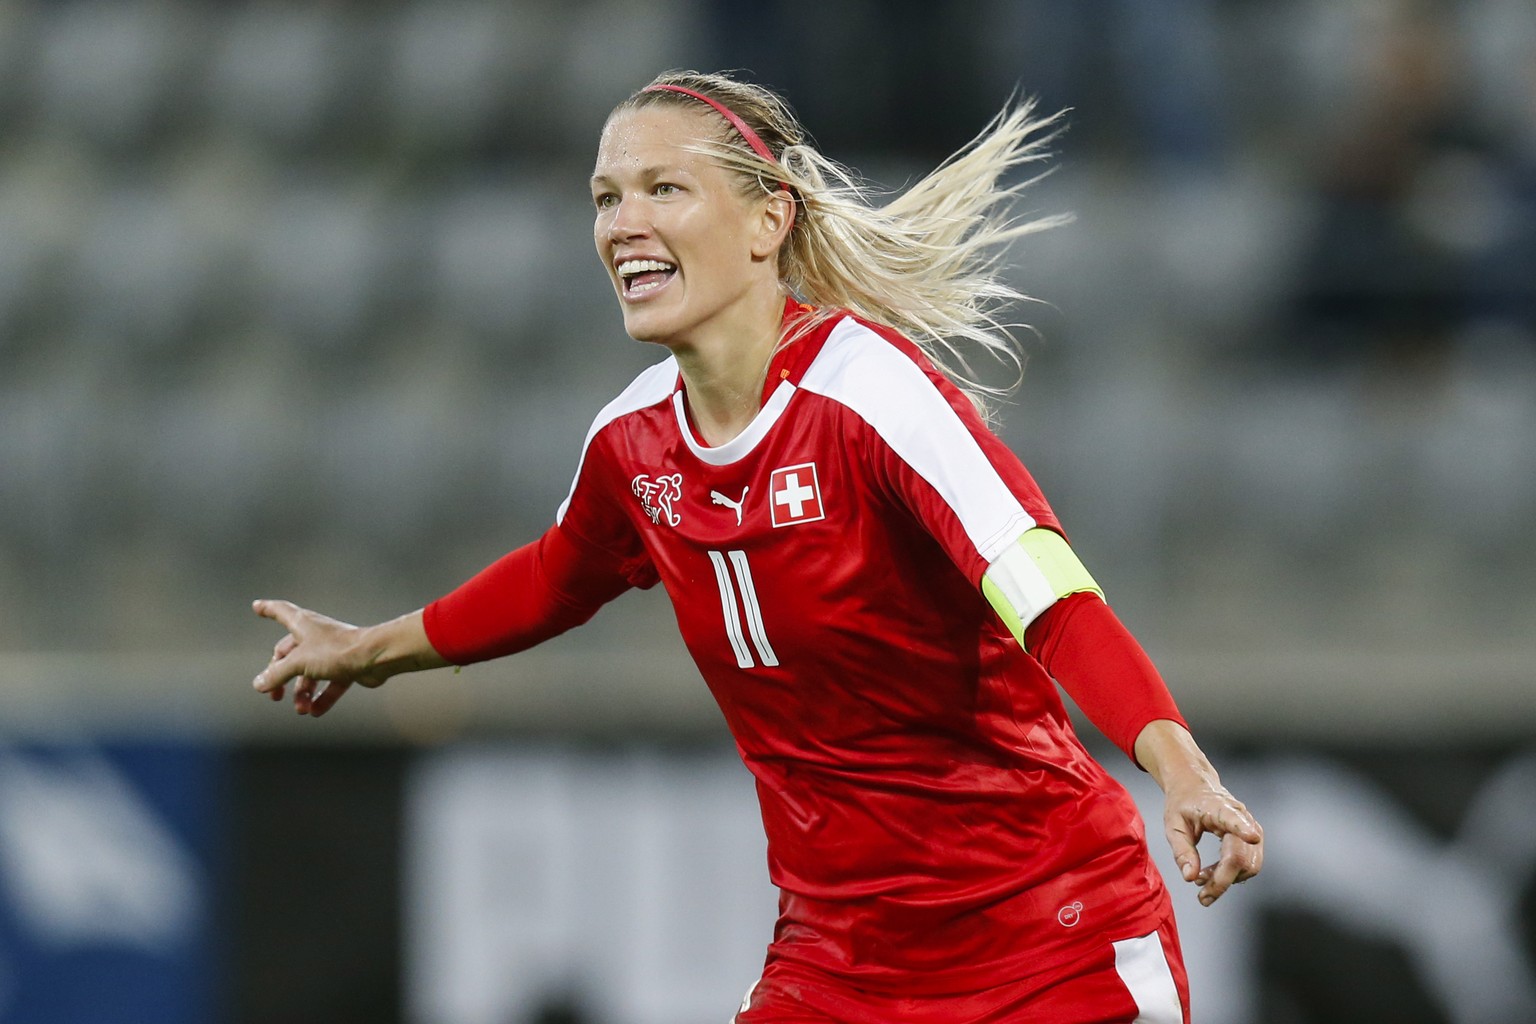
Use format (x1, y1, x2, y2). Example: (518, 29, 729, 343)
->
(639, 83, 795, 221)
(641, 83, 777, 164)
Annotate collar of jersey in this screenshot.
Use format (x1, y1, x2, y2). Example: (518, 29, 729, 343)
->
(670, 299, 838, 466)
(672, 381, 796, 466)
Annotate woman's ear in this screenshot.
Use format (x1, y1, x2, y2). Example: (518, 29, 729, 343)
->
(750, 189, 796, 260)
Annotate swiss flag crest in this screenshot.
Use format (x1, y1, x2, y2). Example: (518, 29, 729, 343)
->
(770, 462, 824, 527)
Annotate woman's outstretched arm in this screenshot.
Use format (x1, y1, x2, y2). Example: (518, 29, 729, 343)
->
(250, 522, 641, 717)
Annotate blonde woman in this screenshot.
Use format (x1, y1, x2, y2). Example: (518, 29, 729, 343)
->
(252, 70, 1262, 1022)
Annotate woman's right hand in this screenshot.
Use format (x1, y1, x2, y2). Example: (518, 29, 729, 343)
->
(251, 599, 389, 717)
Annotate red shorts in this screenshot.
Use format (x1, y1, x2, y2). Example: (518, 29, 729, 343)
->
(734, 912, 1188, 1024)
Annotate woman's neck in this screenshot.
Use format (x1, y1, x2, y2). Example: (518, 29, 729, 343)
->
(671, 291, 785, 447)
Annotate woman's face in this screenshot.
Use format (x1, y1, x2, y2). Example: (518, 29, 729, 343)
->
(592, 105, 777, 348)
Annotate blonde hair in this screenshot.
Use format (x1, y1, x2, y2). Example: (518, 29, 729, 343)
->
(616, 70, 1067, 419)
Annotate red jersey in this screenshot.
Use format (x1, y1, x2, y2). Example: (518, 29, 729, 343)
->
(429, 306, 1171, 993)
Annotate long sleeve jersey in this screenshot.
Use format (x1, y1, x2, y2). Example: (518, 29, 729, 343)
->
(425, 302, 1183, 993)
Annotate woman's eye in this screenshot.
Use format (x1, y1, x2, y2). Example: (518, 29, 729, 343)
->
(654, 183, 678, 197)
(594, 193, 617, 210)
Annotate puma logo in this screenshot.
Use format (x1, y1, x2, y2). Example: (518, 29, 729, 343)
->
(710, 487, 749, 526)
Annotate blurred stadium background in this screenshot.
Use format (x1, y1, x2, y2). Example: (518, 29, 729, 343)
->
(0, 0, 1532, 1021)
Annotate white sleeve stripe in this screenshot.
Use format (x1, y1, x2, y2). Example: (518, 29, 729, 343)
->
(984, 542, 1060, 628)
(555, 357, 679, 524)
(797, 318, 1036, 564)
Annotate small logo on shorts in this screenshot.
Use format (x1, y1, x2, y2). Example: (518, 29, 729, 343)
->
(1057, 901, 1084, 927)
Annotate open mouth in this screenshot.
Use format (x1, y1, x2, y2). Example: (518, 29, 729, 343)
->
(617, 258, 677, 297)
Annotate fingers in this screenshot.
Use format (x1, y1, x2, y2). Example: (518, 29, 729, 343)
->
(252, 604, 320, 696)
(1164, 818, 1203, 885)
(309, 680, 353, 718)
(254, 652, 302, 695)
(293, 676, 316, 716)
(1212, 801, 1264, 846)
(255, 670, 346, 718)
(1198, 830, 1264, 906)
(252, 598, 304, 631)
(254, 670, 344, 718)
(1165, 791, 1265, 906)
(253, 601, 307, 694)
(252, 598, 361, 718)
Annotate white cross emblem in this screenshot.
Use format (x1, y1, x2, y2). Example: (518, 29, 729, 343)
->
(775, 475, 813, 518)
(769, 462, 824, 527)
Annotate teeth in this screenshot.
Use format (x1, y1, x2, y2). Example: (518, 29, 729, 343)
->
(617, 258, 676, 277)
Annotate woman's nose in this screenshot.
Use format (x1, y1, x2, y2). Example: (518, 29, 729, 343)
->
(607, 195, 649, 242)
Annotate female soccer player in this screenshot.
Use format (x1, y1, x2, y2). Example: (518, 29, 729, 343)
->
(252, 70, 1263, 1022)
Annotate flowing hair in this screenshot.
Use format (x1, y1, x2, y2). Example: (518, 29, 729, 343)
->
(614, 70, 1068, 420)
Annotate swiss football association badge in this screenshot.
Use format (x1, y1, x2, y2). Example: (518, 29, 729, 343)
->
(632, 473, 683, 527)
(769, 462, 824, 527)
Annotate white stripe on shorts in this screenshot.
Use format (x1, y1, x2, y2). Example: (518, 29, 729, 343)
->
(730, 978, 759, 1023)
(1113, 930, 1183, 1023)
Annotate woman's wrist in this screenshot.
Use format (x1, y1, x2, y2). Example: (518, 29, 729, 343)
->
(355, 610, 446, 682)
(1133, 718, 1218, 793)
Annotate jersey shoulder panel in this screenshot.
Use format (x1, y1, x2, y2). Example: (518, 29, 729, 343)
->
(556, 355, 679, 523)
(797, 317, 1037, 565)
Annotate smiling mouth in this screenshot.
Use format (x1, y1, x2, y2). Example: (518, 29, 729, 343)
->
(617, 258, 677, 297)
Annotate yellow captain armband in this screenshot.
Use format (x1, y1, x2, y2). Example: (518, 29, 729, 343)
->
(980, 527, 1104, 649)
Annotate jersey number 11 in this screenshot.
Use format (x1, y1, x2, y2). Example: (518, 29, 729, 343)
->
(707, 550, 779, 668)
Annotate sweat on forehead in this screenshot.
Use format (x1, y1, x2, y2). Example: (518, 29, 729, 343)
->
(595, 107, 726, 173)
(603, 101, 739, 156)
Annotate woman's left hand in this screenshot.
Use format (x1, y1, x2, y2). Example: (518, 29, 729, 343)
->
(1159, 770, 1264, 906)
(1135, 719, 1264, 906)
